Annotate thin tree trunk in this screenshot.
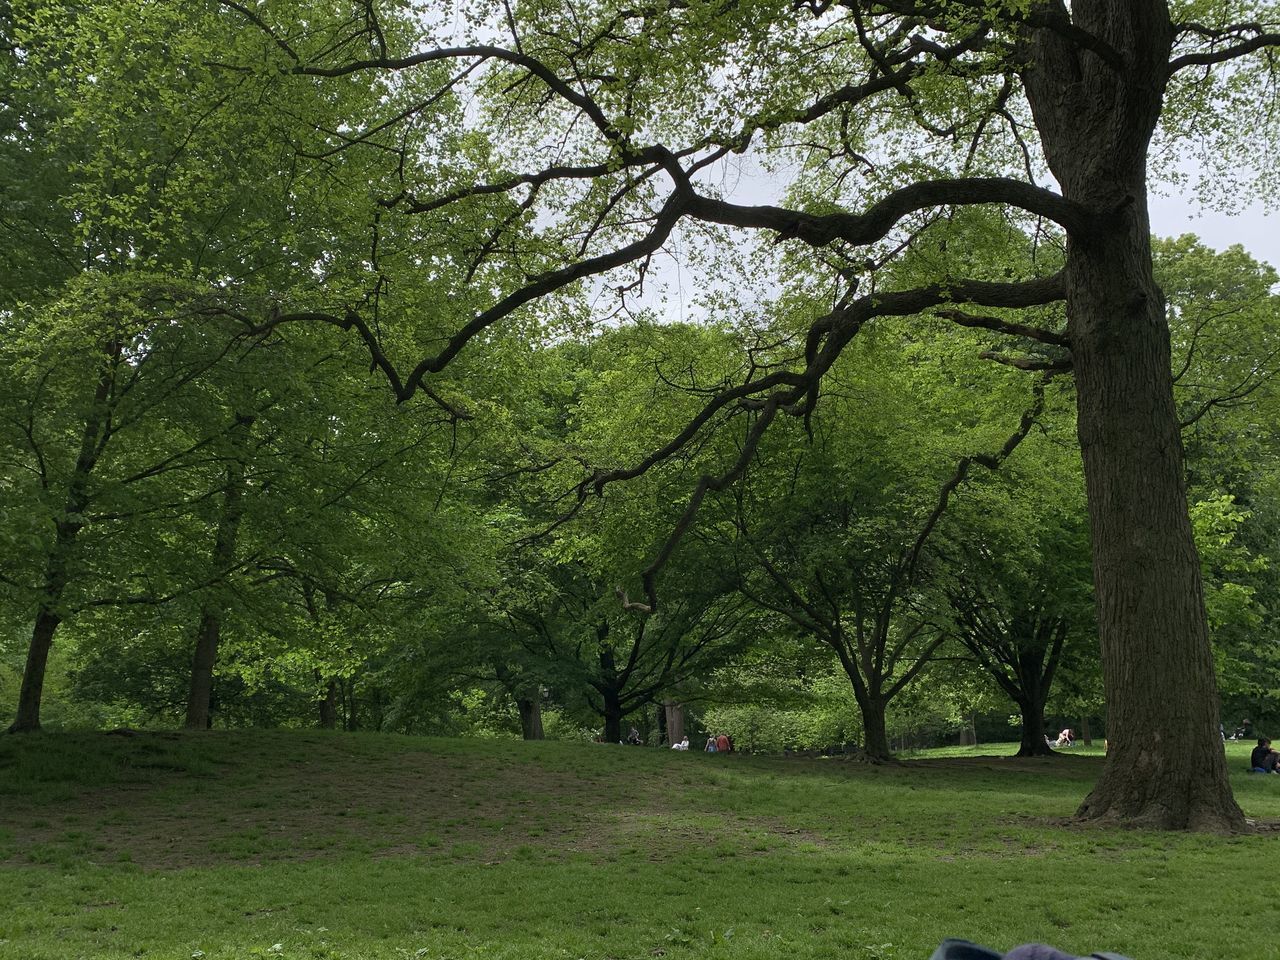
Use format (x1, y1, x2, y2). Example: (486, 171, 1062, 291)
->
(183, 443, 248, 731)
(7, 346, 118, 734)
(8, 610, 61, 734)
(517, 695, 544, 740)
(319, 678, 338, 729)
(343, 678, 357, 731)
(1080, 716, 1093, 747)
(184, 613, 222, 730)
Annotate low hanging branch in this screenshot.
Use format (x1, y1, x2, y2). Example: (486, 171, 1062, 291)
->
(586, 272, 1066, 615)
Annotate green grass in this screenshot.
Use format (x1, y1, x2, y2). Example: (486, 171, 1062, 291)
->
(1, 732, 1278, 960)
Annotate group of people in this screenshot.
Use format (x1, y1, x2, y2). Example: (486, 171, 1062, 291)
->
(668, 733, 734, 752)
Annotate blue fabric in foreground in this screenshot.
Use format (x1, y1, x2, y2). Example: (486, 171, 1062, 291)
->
(929, 939, 1132, 960)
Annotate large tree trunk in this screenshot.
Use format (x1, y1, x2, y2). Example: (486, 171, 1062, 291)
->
(860, 698, 891, 762)
(1014, 643, 1055, 757)
(664, 699, 685, 744)
(602, 687, 623, 743)
(183, 447, 248, 731)
(1022, 2, 1243, 830)
(1016, 695, 1053, 757)
(1068, 217, 1241, 829)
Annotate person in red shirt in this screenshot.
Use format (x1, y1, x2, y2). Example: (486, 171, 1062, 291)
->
(716, 733, 730, 752)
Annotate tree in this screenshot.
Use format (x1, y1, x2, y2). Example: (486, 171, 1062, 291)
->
(723, 318, 1047, 759)
(939, 461, 1094, 757)
(1, 0, 481, 732)
(468, 325, 758, 743)
(218, 2, 1280, 827)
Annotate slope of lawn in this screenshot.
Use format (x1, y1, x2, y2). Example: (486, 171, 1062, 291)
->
(1, 732, 1277, 960)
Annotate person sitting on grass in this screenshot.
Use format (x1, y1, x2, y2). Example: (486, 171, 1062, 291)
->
(1250, 737, 1280, 773)
(1054, 728, 1073, 748)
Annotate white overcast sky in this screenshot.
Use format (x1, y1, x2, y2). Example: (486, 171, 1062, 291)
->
(1149, 191, 1277, 265)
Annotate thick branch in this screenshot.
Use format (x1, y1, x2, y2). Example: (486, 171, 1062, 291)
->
(687, 177, 1096, 242)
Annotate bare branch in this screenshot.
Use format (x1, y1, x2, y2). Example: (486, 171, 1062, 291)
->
(934, 308, 1068, 346)
(686, 177, 1097, 241)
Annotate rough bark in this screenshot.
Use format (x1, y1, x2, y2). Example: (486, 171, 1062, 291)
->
(1024, 1, 1244, 830)
(1068, 219, 1241, 829)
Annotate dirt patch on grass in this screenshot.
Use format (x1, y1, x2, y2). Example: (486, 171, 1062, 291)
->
(3, 740, 631, 869)
(1, 735, 887, 871)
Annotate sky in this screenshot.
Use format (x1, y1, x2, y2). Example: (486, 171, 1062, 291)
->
(1149, 191, 1277, 266)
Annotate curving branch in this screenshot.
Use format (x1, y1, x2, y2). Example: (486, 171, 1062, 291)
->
(979, 352, 1073, 373)
(289, 44, 627, 143)
(1169, 23, 1280, 72)
(903, 380, 1048, 583)
(933, 308, 1068, 346)
(585, 271, 1065, 612)
(686, 177, 1097, 241)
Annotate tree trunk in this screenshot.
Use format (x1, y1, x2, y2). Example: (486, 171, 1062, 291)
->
(1068, 217, 1241, 828)
(860, 699, 891, 761)
(7, 609, 61, 733)
(184, 612, 221, 730)
(1080, 716, 1093, 747)
(183, 447, 248, 731)
(1016, 696, 1054, 757)
(664, 699, 685, 744)
(7, 353, 120, 734)
(9, 517, 80, 733)
(1022, 3, 1244, 830)
(319, 678, 339, 729)
(602, 687, 623, 743)
(343, 678, 358, 731)
(517, 695, 544, 740)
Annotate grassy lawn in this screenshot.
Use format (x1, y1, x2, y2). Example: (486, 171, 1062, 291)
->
(1, 733, 1277, 960)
